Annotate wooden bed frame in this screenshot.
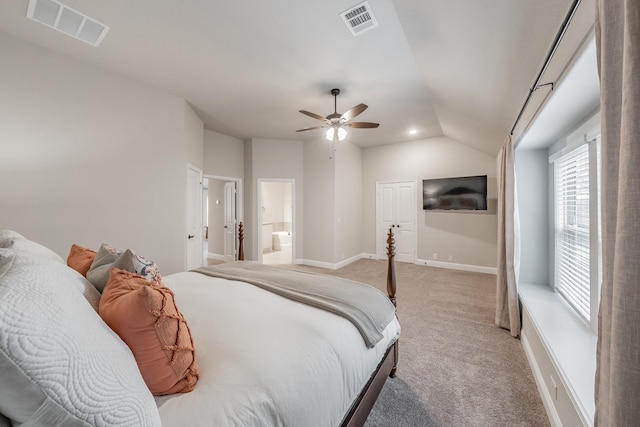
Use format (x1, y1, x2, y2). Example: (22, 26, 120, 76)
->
(235, 222, 398, 427)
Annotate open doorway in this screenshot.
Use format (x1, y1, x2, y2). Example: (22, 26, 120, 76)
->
(258, 179, 294, 265)
(203, 175, 243, 265)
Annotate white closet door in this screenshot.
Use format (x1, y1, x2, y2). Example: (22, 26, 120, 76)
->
(376, 181, 416, 263)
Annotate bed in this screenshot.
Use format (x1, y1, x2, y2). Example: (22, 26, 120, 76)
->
(0, 227, 399, 426)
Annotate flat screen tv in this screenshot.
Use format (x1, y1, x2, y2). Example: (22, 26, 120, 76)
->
(422, 175, 487, 210)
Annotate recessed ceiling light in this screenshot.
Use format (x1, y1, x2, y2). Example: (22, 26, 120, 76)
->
(409, 129, 417, 135)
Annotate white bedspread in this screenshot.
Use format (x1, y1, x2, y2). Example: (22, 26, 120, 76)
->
(155, 271, 400, 427)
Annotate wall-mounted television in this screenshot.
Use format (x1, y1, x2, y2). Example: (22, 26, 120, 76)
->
(422, 175, 488, 210)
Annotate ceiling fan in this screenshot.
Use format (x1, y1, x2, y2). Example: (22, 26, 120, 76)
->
(296, 88, 379, 141)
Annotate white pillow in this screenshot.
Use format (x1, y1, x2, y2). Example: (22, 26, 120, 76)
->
(0, 243, 161, 425)
(0, 230, 24, 240)
(0, 230, 64, 264)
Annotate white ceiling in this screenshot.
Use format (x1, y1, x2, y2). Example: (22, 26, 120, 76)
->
(0, 0, 596, 156)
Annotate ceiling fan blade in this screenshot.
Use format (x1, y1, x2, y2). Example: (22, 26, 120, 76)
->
(295, 126, 326, 132)
(345, 122, 380, 128)
(341, 104, 368, 122)
(299, 110, 327, 122)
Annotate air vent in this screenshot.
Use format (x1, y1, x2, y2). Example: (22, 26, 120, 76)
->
(340, 1, 378, 36)
(26, 0, 109, 47)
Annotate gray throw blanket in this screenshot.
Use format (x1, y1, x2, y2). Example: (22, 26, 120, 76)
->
(192, 262, 397, 348)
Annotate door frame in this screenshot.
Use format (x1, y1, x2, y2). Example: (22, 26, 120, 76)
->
(186, 164, 203, 270)
(375, 180, 418, 263)
(203, 174, 243, 261)
(257, 178, 295, 264)
(223, 181, 237, 262)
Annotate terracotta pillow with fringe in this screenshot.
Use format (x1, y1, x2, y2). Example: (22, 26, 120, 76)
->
(99, 268, 198, 395)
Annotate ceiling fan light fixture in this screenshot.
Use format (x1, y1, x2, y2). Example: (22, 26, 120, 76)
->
(326, 127, 335, 141)
(338, 127, 347, 141)
(297, 88, 377, 147)
(326, 126, 347, 141)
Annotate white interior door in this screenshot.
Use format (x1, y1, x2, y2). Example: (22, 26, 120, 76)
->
(377, 181, 416, 263)
(186, 165, 203, 270)
(394, 182, 416, 262)
(223, 181, 237, 262)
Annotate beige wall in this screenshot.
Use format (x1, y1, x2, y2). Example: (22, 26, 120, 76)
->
(185, 103, 204, 170)
(303, 139, 336, 264)
(244, 138, 304, 260)
(0, 33, 203, 274)
(335, 141, 363, 263)
(203, 129, 244, 178)
(362, 137, 498, 268)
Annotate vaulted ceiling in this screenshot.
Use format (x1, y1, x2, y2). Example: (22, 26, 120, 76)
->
(0, 0, 596, 155)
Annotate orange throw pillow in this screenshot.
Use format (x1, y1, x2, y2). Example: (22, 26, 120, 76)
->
(67, 244, 97, 277)
(99, 268, 199, 395)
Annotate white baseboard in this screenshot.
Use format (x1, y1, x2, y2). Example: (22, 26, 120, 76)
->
(522, 329, 563, 427)
(300, 253, 372, 270)
(299, 255, 496, 274)
(415, 258, 497, 275)
(207, 253, 225, 261)
(300, 259, 339, 270)
(336, 253, 364, 269)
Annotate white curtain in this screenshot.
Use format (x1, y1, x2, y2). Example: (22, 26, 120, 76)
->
(594, 0, 640, 425)
(495, 135, 520, 337)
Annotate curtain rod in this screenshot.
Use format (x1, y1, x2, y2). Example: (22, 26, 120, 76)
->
(509, 0, 583, 136)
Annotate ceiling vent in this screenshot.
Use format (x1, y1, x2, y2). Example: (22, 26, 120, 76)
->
(340, 1, 378, 36)
(26, 0, 109, 47)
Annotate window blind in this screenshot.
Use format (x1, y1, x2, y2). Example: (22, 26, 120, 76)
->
(555, 144, 590, 320)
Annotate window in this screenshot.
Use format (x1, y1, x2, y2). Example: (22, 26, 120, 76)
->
(553, 137, 601, 329)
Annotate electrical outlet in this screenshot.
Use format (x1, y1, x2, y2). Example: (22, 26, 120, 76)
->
(448, 255, 453, 261)
(432, 253, 438, 260)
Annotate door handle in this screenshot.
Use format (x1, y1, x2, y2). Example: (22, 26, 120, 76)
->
(224, 225, 228, 229)
(188, 234, 195, 239)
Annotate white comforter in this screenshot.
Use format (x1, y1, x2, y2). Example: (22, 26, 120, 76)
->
(155, 271, 400, 427)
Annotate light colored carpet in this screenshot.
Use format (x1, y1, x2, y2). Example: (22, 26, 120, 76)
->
(287, 259, 549, 427)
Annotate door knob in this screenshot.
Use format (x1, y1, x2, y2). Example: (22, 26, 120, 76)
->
(224, 225, 228, 229)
